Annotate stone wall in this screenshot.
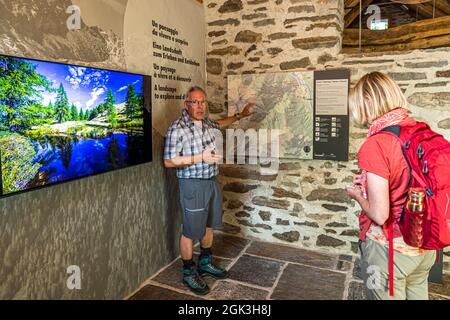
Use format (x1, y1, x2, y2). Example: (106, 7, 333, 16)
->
(204, 0, 450, 272)
(206, 0, 343, 116)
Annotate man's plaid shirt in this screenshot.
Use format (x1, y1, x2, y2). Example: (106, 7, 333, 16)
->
(164, 109, 221, 179)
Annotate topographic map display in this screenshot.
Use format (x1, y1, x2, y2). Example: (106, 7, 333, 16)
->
(228, 72, 314, 160)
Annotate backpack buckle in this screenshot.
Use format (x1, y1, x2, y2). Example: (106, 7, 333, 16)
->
(417, 143, 424, 159)
(422, 160, 429, 174)
(404, 141, 411, 149)
(426, 187, 434, 197)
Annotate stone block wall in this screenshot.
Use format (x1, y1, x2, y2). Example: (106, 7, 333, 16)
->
(204, 0, 450, 272)
(206, 0, 344, 116)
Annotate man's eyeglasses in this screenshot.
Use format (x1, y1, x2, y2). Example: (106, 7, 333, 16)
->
(187, 100, 207, 106)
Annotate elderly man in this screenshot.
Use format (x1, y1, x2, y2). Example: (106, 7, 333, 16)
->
(163, 86, 253, 295)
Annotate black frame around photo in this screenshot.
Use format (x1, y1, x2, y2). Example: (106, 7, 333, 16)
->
(0, 54, 152, 198)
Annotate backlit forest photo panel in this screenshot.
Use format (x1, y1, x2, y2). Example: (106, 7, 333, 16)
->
(0, 55, 152, 196)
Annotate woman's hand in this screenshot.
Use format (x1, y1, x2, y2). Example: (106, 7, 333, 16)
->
(345, 185, 363, 201)
(353, 174, 362, 187)
(345, 172, 390, 226)
(345, 174, 363, 201)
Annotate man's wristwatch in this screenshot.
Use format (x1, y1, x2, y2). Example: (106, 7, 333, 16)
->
(235, 112, 241, 120)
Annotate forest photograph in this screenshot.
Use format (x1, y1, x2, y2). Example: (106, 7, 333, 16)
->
(0, 55, 148, 195)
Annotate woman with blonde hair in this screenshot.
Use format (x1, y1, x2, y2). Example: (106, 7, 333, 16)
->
(345, 72, 436, 300)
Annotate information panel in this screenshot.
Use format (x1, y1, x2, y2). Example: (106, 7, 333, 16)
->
(313, 70, 350, 161)
(124, 0, 206, 136)
(228, 69, 350, 161)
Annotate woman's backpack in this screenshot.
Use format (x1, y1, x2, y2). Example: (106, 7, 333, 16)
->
(379, 122, 450, 295)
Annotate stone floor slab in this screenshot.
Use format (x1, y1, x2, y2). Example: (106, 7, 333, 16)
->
(245, 241, 337, 270)
(353, 257, 362, 280)
(208, 281, 269, 300)
(227, 254, 284, 288)
(152, 255, 233, 293)
(218, 223, 242, 234)
(129, 234, 450, 300)
(209, 233, 251, 259)
(271, 263, 347, 300)
(129, 285, 203, 300)
(336, 260, 353, 272)
(347, 281, 367, 300)
(429, 274, 450, 298)
(338, 254, 354, 262)
(429, 293, 450, 300)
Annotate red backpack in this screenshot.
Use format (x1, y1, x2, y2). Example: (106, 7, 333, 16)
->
(379, 122, 450, 296)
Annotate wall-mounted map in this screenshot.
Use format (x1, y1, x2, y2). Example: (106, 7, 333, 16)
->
(228, 72, 314, 160)
(228, 69, 350, 161)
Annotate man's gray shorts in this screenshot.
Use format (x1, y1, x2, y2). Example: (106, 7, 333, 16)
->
(178, 178, 223, 240)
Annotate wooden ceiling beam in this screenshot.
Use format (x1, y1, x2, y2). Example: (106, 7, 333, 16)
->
(434, 0, 450, 15)
(342, 33, 450, 53)
(424, 2, 447, 16)
(344, 15, 450, 45)
(344, 0, 374, 27)
(405, 3, 433, 18)
(345, 0, 361, 9)
(407, 2, 447, 18)
(401, 3, 432, 19)
(390, 0, 432, 4)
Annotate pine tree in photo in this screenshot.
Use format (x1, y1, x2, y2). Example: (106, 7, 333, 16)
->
(70, 103, 78, 121)
(105, 89, 115, 112)
(52, 101, 58, 118)
(0, 56, 52, 131)
(78, 108, 84, 121)
(103, 89, 117, 128)
(107, 103, 117, 128)
(136, 82, 144, 117)
(98, 103, 106, 115)
(91, 108, 99, 120)
(54, 83, 70, 123)
(48, 101, 54, 116)
(125, 84, 138, 119)
(136, 93, 144, 117)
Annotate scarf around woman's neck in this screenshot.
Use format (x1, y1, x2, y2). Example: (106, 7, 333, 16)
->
(360, 108, 409, 199)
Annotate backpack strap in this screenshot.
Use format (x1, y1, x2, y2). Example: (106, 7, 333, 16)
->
(377, 128, 432, 195)
(378, 126, 400, 297)
(388, 222, 394, 297)
(380, 125, 401, 137)
(378, 126, 412, 191)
